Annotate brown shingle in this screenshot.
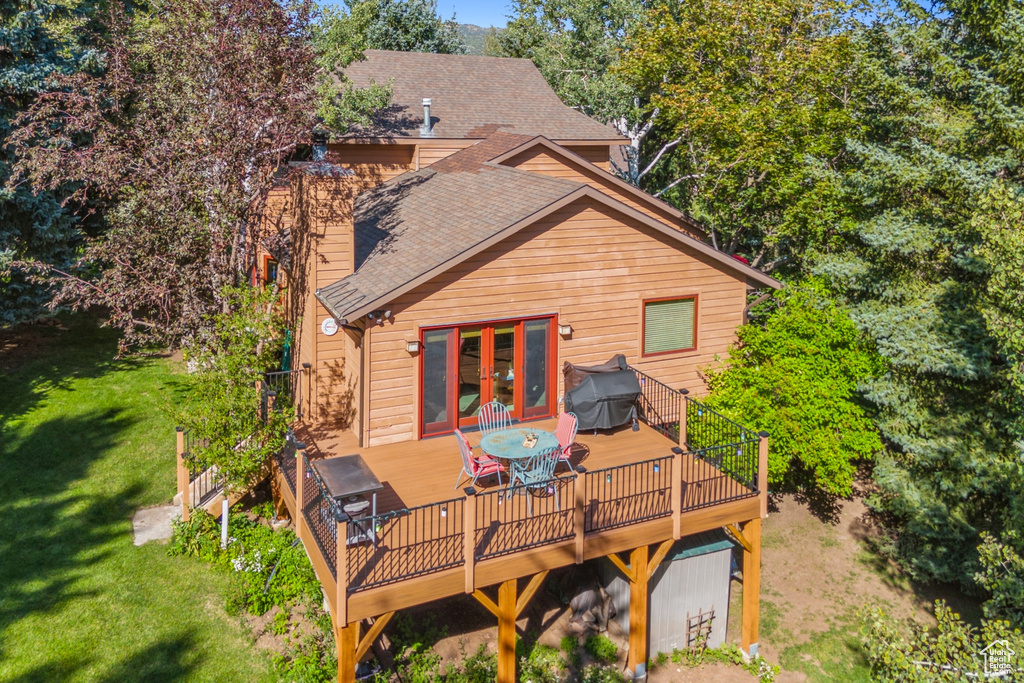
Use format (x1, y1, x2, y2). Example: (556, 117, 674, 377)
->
(316, 140, 584, 321)
(339, 50, 622, 141)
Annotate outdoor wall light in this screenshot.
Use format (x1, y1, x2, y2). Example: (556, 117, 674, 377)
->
(558, 323, 572, 336)
(406, 340, 421, 353)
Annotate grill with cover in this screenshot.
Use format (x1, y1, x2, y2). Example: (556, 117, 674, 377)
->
(562, 354, 641, 431)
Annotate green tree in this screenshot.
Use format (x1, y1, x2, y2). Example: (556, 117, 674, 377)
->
(618, 0, 858, 271)
(812, 0, 1024, 585)
(0, 0, 101, 323)
(317, 0, 466, 60)
(704, 285, 883, 498)
(495, 0, 666, 186)
(863, 602, 1024, 681)
(175, 286, 290, 492)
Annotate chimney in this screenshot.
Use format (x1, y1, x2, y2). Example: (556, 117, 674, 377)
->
(311, 128, 328, 161)
(420, 98, 434, 138)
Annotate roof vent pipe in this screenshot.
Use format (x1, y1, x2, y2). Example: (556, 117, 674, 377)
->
(420, 98, 434, 138)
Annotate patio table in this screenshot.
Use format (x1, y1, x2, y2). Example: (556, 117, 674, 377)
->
(480, 428, 558, 490)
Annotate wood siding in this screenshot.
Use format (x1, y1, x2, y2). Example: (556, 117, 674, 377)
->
(417, 144, 473, 168)
(565, 144, 611, 170)
(502, 148, 702, 239)
(326, 144, 413, 184)
(364, 197, 745, 446)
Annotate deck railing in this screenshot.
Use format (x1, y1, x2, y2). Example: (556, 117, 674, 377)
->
(177, 428, 223, 509)
(684, 395, 757, 451)
(263, 368, 306, 420)
(275, 434, 299, 496)
(347, 498, 465, 592)
(473, 476, 576, 561)
(585, 455, 674, 533)
(631, 367, 682, 441)
(680, 440, 760, 511)
(301, 457, 340, 579)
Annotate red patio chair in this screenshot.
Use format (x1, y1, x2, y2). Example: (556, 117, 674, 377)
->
(453, 428, 506, 489)
(555, 411, 578, 473)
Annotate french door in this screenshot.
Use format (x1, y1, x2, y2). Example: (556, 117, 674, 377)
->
(420, 317, 554, 437)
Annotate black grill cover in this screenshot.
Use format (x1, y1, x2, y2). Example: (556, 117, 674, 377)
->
(563, 370, 641, 431)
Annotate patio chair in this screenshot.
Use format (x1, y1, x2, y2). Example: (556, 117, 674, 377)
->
(555, 411, 578, 473)
(510, 447, 562, 515)
(453, 428, 506, 489)
(478, 400, 512, 436)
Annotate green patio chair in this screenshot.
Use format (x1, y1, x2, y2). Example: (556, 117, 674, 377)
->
(510, 447, 562, 515)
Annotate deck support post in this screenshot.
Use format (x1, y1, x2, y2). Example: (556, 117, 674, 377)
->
(741, 516, 762, 658)
(670, 448, 682, 539)
(463, 487, 477, 593)
(627, 545, 650, 679)
(295, 451, 306, 541)
(574, 468, 587, 563)
(497, 578, 517, 683)
(175, 427, 190, 522)
(336, 620, 358, 683)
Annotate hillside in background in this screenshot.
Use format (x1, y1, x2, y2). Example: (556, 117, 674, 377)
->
(458, 23, 496, 55)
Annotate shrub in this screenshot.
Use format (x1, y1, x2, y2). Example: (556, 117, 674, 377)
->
(519, 643, 565, 683)
(578, 665, 625, 683)
(583, 635, 618, 665)
(560, 635, 581, 669)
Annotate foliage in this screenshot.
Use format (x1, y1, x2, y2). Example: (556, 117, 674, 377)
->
(519, 643, 565, 682)
(577, 665, 625, 683)
(862, 602, 1024, 681)
(9, 0, 329, 349)
(493, 0, 659, 185)
(582, 634, 617, 665)
(671, 642, 779, 681)
(169, 507, 334, 680)
(173, 286, 290, 492)
(0, 0, 101, 324)
(812, 0, 1024, 586)
(618, 0, 858, 270)
(318, 0, 465, 59)
(560, 635, 581, 669)
(975, 531, 1024, 628)
(704, 285, 883, 497)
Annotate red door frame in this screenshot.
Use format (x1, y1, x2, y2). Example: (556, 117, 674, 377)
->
(419, 315, 557, 438)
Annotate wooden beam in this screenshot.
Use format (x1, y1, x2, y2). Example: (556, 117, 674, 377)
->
(627, 545, 650, 677)
(336, 621, 357, 683)
(574, 469, 586, 563)
(175, 427, 190, 522)
(497, 579, 517, 683)
(646, 539, 675, 582)
(515, 570, 549, 618)
(606, 552, 635, 582)
(471, 589, 500, 618)
(354, 612, 394, 662)
(741, 517, 762, 657)
(725, 523, 752, 553)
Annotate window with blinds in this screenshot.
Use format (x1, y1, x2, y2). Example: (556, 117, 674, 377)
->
(643, 297, 697, 355)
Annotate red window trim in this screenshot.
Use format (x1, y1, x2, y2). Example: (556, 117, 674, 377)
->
(640, 295, 699, 358)
(418, 314, 558, 439)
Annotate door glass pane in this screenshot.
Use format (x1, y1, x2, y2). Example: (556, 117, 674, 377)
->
(458, 329, 482, 419)
(422, 329, 452, 432)
(524, 319, 550, 416)
(492, 325, 516, 411)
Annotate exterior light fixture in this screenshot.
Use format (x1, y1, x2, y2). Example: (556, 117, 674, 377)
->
(406, 340, 421, 353)
(558, 323, 572, 336)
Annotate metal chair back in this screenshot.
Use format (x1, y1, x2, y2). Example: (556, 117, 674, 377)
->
(555, 412, 578, 455)
(478, 400, 512, 436)
(455, 429, 475, 472)
(520, 447, 560, 485)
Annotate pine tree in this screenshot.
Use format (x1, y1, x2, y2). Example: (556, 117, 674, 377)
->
(813, 0, 1024, 584)
(0, 0, 99, 323)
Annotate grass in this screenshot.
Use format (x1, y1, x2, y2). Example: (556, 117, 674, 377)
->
(778, 617, 872, 682)
(0, 316, 276, 683)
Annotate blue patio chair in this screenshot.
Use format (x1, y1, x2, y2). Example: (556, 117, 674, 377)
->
(478, 400, 512, 436)
(510, 447, 562, 515)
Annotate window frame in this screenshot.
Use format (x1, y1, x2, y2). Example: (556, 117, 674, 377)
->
(640, 295, 699, 358)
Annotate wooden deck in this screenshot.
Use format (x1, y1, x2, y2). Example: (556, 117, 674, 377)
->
(275, 418, 765, 624)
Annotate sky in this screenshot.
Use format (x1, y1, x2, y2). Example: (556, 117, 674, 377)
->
(439, 0, 512, 28)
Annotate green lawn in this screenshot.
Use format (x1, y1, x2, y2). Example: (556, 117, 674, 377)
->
(0, 316, 275, 683)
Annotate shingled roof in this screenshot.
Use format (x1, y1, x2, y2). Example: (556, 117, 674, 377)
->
(316, 135, 585, 322)
(316, 135, 781, 322)
(341, 50, 623, 141)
